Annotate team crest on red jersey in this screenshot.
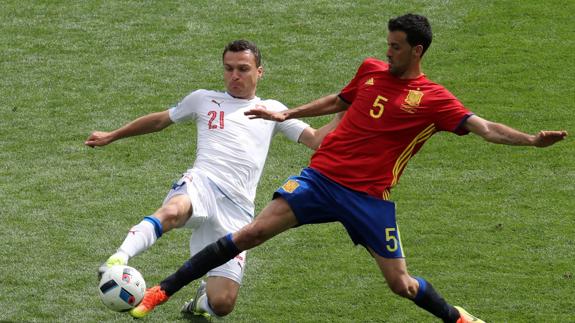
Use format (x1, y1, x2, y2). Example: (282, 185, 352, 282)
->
(282, 180, 299, 193)
(401, 89, 424, 114)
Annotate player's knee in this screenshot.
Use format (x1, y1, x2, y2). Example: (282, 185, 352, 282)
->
(387, 277, 417, 299)
(155, 204, 184, 231)
(208, 293, 237, 316)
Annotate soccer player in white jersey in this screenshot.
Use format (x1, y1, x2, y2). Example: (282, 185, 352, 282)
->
(85, 40, 340, 319)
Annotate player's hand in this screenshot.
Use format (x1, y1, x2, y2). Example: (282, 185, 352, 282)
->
(533, 130, 568, 147)
(244, 106, 287, 122)
(85, 131, 114, 147)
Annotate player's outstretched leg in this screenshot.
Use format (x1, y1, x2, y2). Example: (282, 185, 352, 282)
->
(130, 286, 170, 319)
(128, 234, 240, 318)
(412, 277, 484, 323)
(97, 216, 163, 279)
(376, 256, 484, 322)
(161, 233, 241, 295)
(99, 195, 192, 278)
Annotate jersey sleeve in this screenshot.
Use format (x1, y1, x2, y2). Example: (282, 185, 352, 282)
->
(277, 118, 310, 142)
(432, 90, 473, 135)
(339, 58, 379, 104)
(168, 90, 204, 123)
(265, 100, 310, 142)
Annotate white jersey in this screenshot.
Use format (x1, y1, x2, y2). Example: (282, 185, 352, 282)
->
(169, 89, 309, 215)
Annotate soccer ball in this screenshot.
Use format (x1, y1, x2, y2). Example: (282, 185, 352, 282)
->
(98, 265, 146, 312)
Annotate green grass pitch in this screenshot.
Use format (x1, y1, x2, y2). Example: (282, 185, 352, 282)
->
(1, 1, 573, 322)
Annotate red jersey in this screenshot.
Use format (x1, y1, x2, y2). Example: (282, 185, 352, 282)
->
(310, 58, 472, 200)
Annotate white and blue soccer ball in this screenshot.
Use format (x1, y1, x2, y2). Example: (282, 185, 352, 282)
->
(98, 265, 146, 312)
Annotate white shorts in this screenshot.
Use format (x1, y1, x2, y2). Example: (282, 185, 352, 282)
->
(163, 169, 252, 284)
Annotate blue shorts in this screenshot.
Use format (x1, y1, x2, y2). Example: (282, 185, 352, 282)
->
(274, 167, 404, 258)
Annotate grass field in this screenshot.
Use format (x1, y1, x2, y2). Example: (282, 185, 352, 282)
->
(1, 1, 573, 322)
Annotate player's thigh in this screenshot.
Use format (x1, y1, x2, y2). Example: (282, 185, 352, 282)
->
(234, 197, 298, 249)
(154, 194, 193, 229)
(160, 170, 214, 230)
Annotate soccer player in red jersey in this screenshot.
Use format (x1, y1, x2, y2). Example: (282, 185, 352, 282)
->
(131, 14, 567, 322)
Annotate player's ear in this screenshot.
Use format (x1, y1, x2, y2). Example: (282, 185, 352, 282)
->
(412, 45, 424, 58)
(257, 66, 264, 80)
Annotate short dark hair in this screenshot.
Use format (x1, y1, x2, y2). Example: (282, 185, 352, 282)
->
(222, 39, 262, 67)
(388, 14, 432, 56)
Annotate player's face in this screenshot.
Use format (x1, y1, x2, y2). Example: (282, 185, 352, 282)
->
(386, 31, 418, 77)
(223, 50, 263, 100)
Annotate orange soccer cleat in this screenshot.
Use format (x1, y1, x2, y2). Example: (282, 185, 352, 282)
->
(130, 285, 169, 319)
(454, 306, 485, 323)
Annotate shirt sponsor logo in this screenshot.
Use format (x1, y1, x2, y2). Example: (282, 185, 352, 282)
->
(401, 89, 424, 114)
(211, 99, 223, 108)
(282, 180, 299, 193)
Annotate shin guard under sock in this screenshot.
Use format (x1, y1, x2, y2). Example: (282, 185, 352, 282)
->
(412, 277, 461, 323)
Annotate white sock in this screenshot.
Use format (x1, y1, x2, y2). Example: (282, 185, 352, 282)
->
(199, 293, 219, 318)
(117, 217, 162, 258)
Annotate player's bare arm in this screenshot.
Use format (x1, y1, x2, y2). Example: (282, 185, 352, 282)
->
(85, 110, 173, 147)
(464, 115, 567, 147)
(298, 112, 345, 150)
(244, 94, 349, 121)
